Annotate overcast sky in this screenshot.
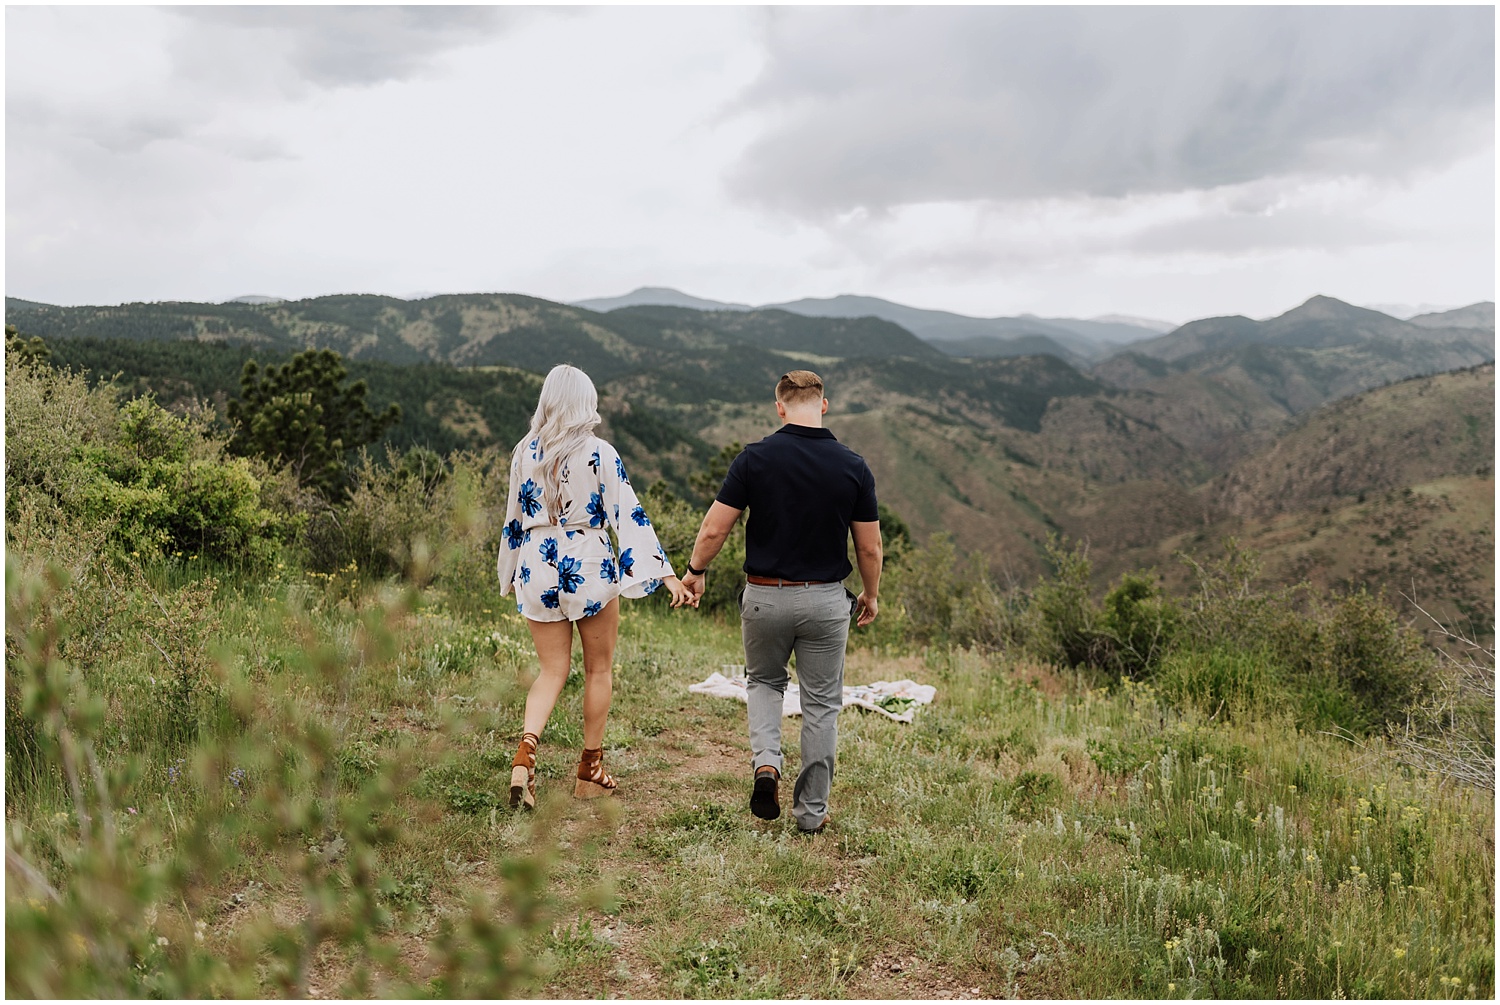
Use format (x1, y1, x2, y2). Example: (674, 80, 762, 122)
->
(6, 4, 1495, 323)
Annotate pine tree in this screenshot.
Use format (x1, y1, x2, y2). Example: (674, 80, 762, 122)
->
(228, 348, 400, 498)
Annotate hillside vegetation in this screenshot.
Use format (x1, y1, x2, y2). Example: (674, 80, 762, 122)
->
(5, 339, 1492, 999)
(7, 292, 1493, 621)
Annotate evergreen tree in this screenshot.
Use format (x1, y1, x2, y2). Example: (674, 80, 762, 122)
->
(5, 323, 51, 368)
(228, 348, 400, 498)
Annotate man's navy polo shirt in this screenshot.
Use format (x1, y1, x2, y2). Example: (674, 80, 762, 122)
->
(715, 424, 879, 582)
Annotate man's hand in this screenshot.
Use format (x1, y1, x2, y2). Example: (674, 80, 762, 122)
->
(854, 591, 879, 627)
(680, 571, 706, 607)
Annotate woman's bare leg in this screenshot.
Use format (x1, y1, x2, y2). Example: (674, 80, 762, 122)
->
(523, 617, 576, 738)
(576, 598, 621, 749)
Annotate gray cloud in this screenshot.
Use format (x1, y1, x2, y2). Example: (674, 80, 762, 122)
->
(165, 5, 518, 94)
(6, 6, 522, 164)
(726, 6, 1495, 217)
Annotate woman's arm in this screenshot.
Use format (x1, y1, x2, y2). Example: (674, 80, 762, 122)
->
(495, 447, 526, 595)
(598, 441, 682, 600)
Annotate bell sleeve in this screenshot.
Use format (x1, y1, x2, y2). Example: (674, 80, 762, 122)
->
(599, 440, 674, 598)
(495, 448, 526, 596)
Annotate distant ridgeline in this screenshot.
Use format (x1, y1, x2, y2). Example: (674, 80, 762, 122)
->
(6, 292, 1495, 621)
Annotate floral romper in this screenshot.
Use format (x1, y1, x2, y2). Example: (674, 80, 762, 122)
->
(496, 435, 674, 622)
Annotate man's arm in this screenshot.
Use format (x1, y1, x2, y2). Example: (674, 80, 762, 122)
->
(680, 501, 743, 603)
(850, 519, 882, 626)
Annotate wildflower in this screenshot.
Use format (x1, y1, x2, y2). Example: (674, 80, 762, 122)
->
(126, 806, 138, 815)
(1392, 948, 1406, 959)
(194, 919, 207, 944)
(156, 936, 169, 947)
(1168, 983, 1176, 992)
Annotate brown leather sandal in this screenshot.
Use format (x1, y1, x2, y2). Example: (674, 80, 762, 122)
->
(509, 732, 538, 810)
(574, 746, 617, 799)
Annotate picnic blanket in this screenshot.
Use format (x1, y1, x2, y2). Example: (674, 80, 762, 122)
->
(687, 672, 936, 723)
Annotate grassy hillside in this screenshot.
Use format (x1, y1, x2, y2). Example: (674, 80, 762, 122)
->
(1092, 367, 1495, 627)
(1210, 366, 1495, 518)
(6, 344, 1493, 997)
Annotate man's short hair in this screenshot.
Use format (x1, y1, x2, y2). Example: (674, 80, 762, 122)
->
(776, 369, 824, 406)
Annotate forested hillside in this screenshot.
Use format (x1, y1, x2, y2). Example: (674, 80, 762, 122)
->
(7, 292, 1493, 622)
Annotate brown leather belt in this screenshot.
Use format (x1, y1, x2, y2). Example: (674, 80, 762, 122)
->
(745, 575, 832, 587)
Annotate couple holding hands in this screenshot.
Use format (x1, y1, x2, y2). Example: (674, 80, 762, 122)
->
(496, 365, 882, 833)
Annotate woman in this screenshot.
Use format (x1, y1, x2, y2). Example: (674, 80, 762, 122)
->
(496, 364, 692, 809)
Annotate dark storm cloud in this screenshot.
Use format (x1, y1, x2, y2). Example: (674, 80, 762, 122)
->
(726, 6, 1496, 216)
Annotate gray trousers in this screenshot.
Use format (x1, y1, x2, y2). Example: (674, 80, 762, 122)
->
(741, 582, 854, 830)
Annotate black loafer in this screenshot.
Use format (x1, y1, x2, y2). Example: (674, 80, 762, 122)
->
(750, 767, 780, 820)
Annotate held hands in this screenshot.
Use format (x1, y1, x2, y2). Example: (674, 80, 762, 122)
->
(854, 591, 879, 627)
(679, 570, 707, 607)
(664, 575, 699, 609)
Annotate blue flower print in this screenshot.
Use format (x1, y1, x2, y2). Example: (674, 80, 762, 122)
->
(516, 599, 525, 614)
(613, 504, 620, 524)
(519, 564, 531, 584)
(539, 536, 559, 564)
(528, 437, 541, 461)
(556, 555, 585, 594)
(586, 491, 608, 527)
(583, 599, 603, 618)
(589, 449, 601, 474)
(517, 479, 543, 517)
(631, 505, 651, 527)
(600, 557, 617, 583)
(643, 577, 662, 596)
(618, 548, 635, 578)
(524, 529, 532, 544)
(540, 588, 561, 610)
(504, 519, 524, 550)
(616, 455, 629, 483)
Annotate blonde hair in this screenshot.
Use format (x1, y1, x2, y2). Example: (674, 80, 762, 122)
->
(517, 364, 602, 513)
(776, 369, 824, 407)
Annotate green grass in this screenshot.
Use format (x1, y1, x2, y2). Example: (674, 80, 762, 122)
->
(5, 552, 1493, 998)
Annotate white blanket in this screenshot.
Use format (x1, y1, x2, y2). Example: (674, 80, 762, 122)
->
(687, 673, 936, 723)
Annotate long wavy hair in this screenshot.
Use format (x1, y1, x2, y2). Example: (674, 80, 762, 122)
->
(516, 364, 602, 514)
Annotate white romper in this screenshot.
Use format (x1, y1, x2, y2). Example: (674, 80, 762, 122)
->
(496, 435, 674, 622)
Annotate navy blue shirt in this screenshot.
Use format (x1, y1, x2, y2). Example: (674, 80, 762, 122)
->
(716, 424, 879, 582)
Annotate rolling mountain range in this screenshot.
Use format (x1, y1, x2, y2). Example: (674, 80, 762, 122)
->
(573, 287, 1174, 363)
(6, 290, 1493, 623)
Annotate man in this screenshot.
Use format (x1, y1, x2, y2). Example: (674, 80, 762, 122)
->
(680, 370, 882, 834)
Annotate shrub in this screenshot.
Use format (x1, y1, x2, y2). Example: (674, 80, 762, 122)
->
(5, 351, 291, 566)
(1304, 590, 1436, 731)
(1175, 542, 1439, 733)
(1024, 536, 1107, 669)
(1099, 573, 1182, 678)
(302, 445, 507, 594)
(897, 532, 1017, 649)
